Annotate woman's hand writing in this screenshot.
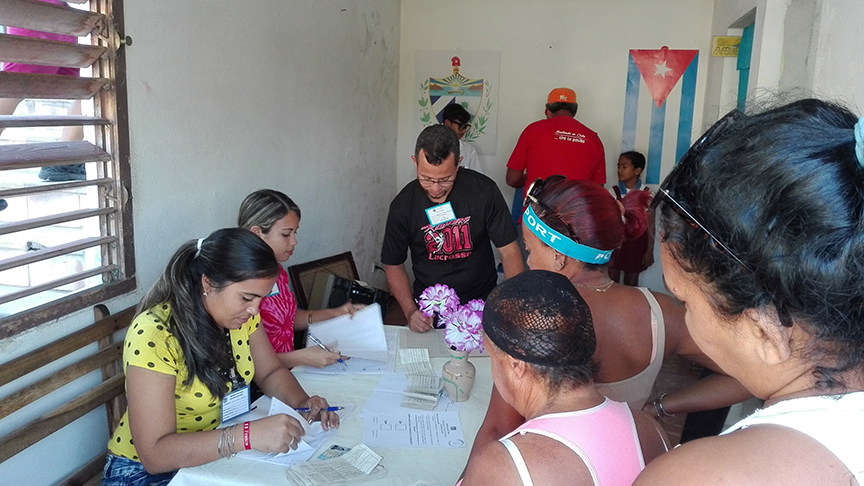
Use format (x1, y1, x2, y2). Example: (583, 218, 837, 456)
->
(297, 346, 343, 368)
(249, 414, 305, 453)
(297, 395, 340, 431)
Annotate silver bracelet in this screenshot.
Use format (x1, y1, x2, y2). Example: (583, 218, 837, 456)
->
(652, 392, 675, 419)
(217, 424, 239, 459)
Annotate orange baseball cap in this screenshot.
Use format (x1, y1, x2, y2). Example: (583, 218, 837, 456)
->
(547, 87, 577, 104)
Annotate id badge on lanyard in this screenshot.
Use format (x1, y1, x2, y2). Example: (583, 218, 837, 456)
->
(221, 361, 250, 422)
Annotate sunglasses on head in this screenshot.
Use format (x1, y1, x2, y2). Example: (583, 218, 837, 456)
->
(524, 175, 565, 209)
(652, 110, 752, 271)
(523, 175, 578, 238)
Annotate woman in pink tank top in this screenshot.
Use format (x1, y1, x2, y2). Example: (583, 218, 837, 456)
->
(461, 271, 664, 486)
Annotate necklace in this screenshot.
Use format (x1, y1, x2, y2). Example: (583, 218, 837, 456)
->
(573, 280, 615, 292)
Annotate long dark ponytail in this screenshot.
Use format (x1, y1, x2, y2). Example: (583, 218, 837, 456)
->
(138, 228, 279, 398)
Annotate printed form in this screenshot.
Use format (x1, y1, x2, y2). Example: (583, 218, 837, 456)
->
(362, 411, 465, 448)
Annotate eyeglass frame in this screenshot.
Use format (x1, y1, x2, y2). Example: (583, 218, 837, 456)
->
(651, 109, 751, 271)
(445, 119, 471, 131)
(417, 174, 457, 188)
(652, 110, 796, 327)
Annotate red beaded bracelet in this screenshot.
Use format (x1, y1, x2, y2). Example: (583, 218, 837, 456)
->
(243, 421, 251, 450)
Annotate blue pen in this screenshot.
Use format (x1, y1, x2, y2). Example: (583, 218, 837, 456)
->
(307, 332, 344, 363)
(294, 406, 345, 413)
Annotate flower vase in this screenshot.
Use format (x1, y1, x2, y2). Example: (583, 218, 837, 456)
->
(442, 349, 476, 402)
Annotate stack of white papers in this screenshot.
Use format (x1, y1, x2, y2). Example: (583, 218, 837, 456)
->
(398, 349, 440, 409)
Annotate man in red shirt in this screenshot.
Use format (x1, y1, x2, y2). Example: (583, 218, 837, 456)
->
(506, 88, 606, 188)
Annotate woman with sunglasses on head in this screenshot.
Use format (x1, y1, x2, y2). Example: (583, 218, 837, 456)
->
(635, 100, 864, 485)
(101, 229, 338, 486)
(238, 189, 360, 369)
(466, 176, 750, 474)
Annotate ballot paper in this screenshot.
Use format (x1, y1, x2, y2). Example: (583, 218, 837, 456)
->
(285, 444, 385, 486)
(306, 328, 398, 375)
(400, 373, 442, 410)
(223, 397, 350, 466)
(362, 411, 465, 448)
(398, 328, 452, 358)
(307, 303, 387, 361)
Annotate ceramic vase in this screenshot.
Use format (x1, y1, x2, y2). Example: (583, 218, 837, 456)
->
(442, 349, 476, 402)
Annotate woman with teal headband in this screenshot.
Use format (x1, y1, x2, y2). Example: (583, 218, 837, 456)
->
(465, 177, 750, 473)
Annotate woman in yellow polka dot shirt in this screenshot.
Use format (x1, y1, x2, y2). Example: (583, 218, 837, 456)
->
(102, 228, 339, 486)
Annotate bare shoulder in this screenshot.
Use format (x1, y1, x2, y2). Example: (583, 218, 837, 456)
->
(631, 410, 670, 464)
(511, 433, 594, 486)
(648, 290, 691, 357)
(461, 439, 520, 486)
(635, 426, 858, 486)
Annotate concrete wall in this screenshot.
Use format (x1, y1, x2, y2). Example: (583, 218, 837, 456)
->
(0, 1, 400, 483)
(810, 0, 864, 109)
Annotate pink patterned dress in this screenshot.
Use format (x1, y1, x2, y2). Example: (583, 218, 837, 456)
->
(259, 267, 298, 353)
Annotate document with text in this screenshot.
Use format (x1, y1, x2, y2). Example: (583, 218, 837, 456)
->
(362, 411, 465, 448)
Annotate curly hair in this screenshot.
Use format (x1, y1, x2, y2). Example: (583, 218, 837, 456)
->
(658, 98, 864, 391)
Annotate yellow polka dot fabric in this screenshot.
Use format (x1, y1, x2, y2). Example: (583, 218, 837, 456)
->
(107, 303, 259, 461)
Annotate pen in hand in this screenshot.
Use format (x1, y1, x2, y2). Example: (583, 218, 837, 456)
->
(294, 406, 345, 413)
(307, 332, 344, 363)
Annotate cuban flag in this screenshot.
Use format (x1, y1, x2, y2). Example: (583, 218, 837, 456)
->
(621, 47, 699, 184)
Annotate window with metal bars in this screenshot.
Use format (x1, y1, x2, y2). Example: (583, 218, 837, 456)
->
(0, 0, 133, 338)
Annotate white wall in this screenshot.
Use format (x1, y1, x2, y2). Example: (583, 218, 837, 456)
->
(810, 0, 864, 109)
(397, 0, 716, 189)
(707, 0, 864, 112)
(0, 1, 400, 484)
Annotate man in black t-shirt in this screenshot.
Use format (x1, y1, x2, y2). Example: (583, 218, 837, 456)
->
(381, 125, 523, 332)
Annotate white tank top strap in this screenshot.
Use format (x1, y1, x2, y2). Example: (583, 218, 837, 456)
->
(500, 437, 534, 486)
(500, 428, 600, 486)
(595, 288, 666, 408)
(636, 287, 666, 363)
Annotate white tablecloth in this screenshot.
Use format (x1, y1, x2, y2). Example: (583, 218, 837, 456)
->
(169, 327, 491, 486)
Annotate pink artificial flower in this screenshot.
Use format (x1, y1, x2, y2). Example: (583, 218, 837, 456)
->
(465, 299, 485, 312)
(444, 304, 485, 353)
(418, 284, 459, 318)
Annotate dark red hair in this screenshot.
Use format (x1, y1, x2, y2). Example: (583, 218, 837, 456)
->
(534, 179, 652, 257)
